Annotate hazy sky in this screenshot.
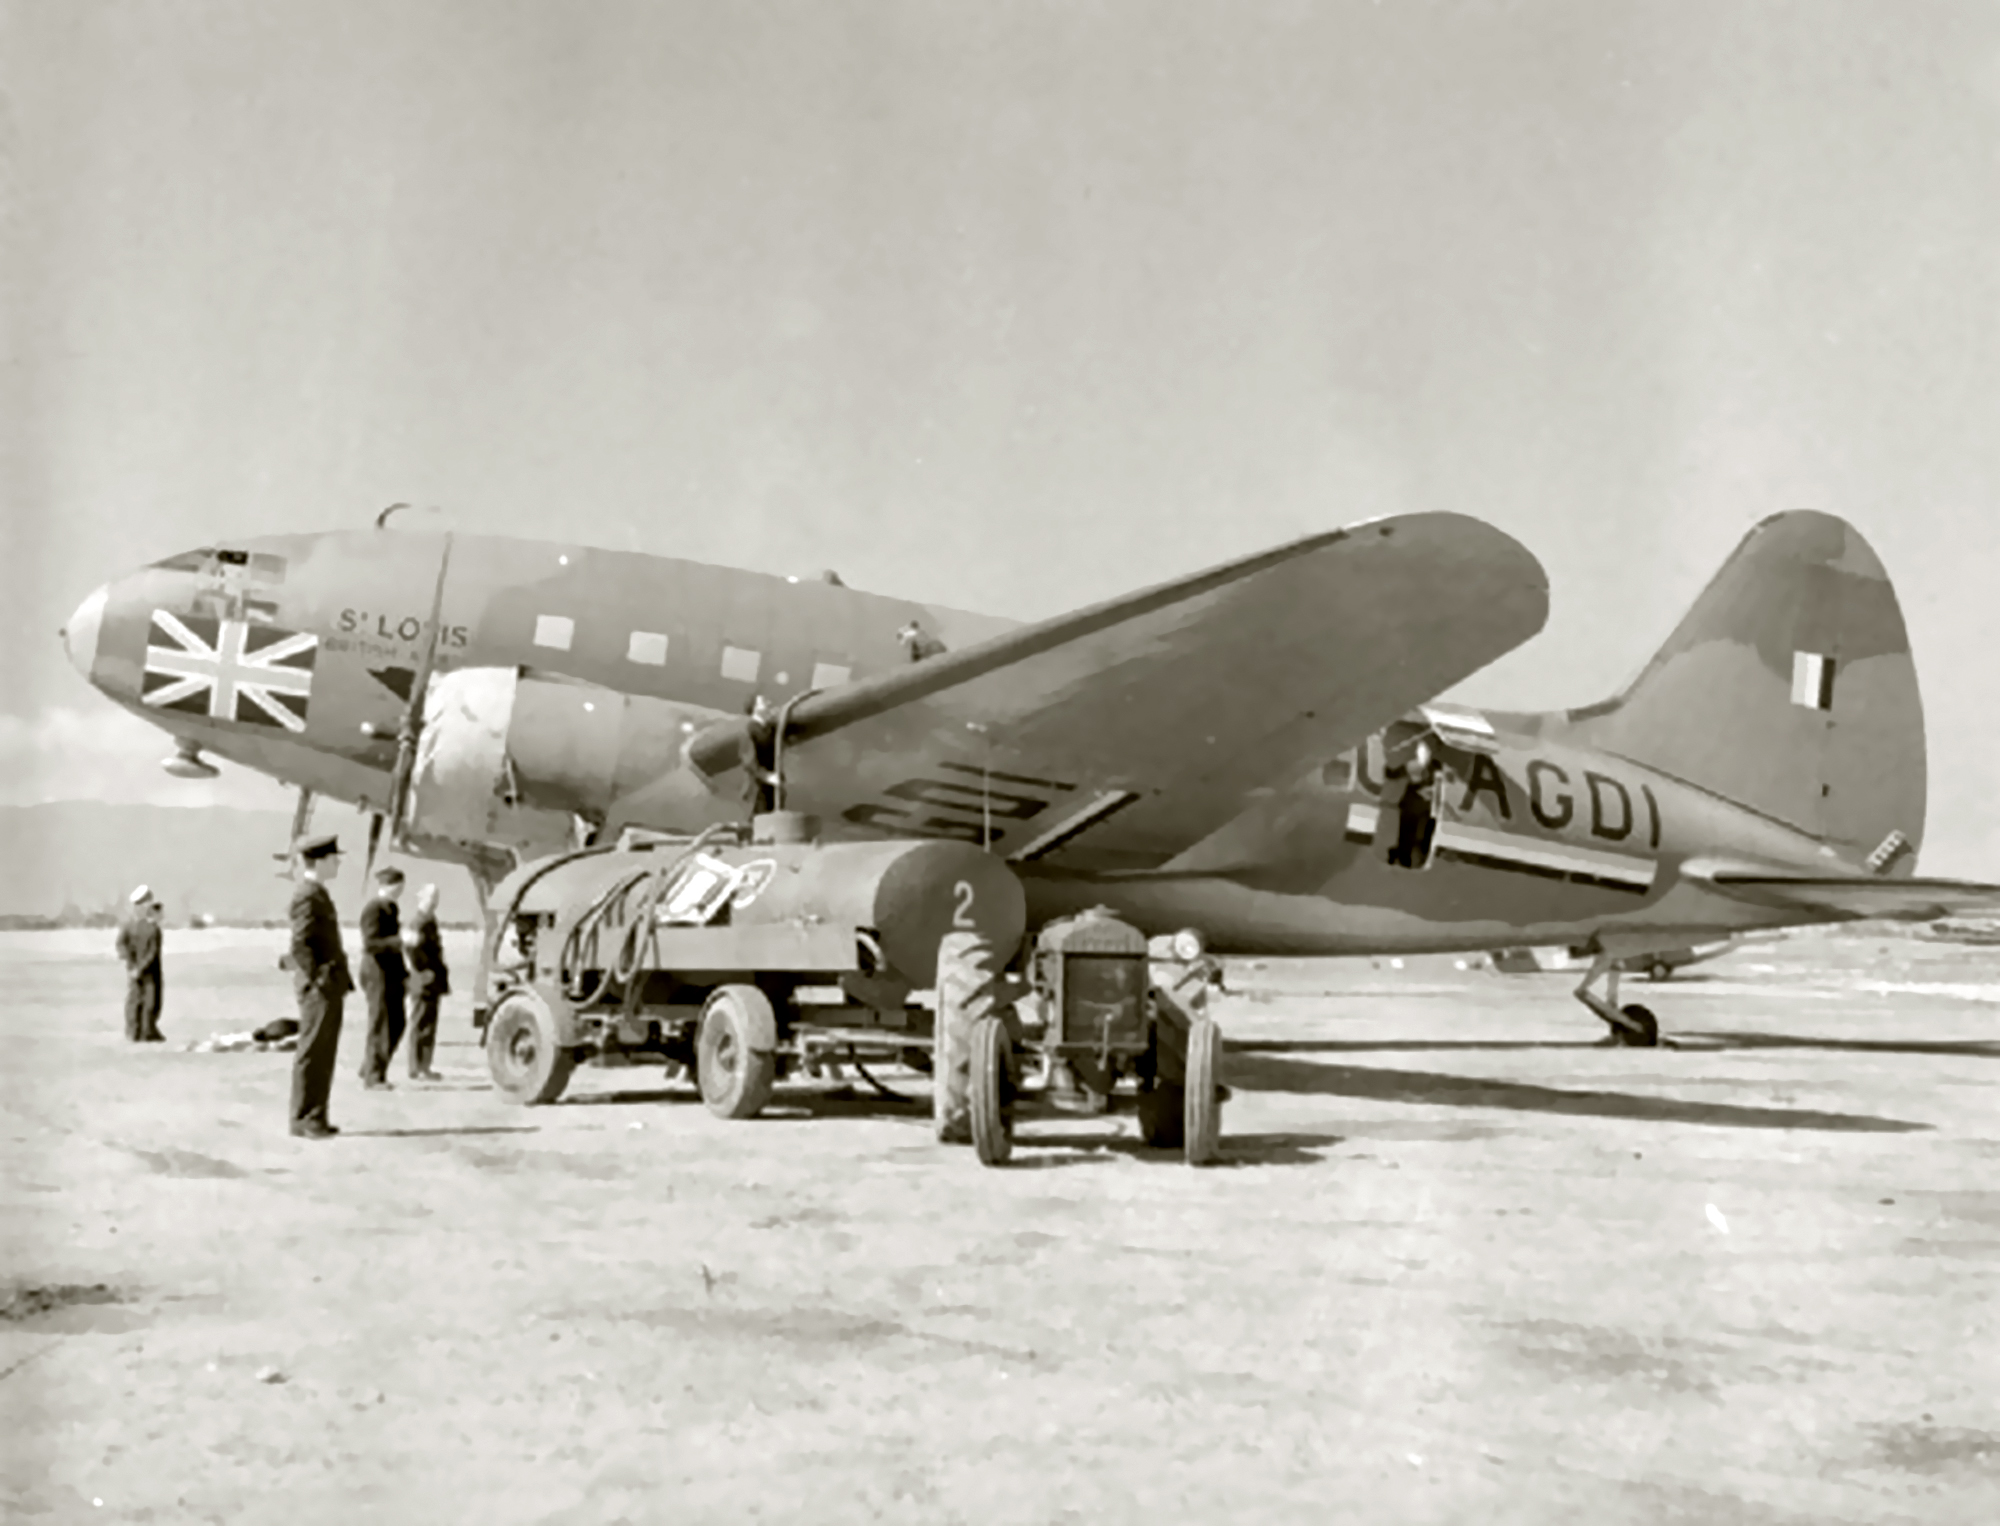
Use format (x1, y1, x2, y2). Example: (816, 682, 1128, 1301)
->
(5, 2, 1998, 870)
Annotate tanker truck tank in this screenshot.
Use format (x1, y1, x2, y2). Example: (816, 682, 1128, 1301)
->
(476, 827, 1026, 1117)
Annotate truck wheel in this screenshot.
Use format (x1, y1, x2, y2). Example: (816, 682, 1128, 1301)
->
(486, 990, 574, 1105)
(1136, 1083, 1186, 1149)
(697, 985, 778, 1120)
(1183, 1017, 1223, 1166)
(969, 1015, 1013, 1166)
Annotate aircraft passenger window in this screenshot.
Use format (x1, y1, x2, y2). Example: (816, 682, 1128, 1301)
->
(721, 646, 762, 682)
(534, 615, 575, 651)
(627, 631, 669, 665)
(811, 661, 851, 690)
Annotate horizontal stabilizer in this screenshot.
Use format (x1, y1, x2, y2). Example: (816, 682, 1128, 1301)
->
(1697, 869, 2000, 922)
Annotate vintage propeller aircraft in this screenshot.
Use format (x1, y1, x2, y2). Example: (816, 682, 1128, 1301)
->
(59, 505, 2000, 1045)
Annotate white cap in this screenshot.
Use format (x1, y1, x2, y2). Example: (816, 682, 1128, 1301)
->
(129, 885, 152, 904)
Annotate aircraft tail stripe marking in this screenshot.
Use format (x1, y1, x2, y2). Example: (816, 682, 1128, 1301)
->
(1008, 790, 1139, 863)
(1791, 650, 1836, 710)
(1432, 820, 1656, 889)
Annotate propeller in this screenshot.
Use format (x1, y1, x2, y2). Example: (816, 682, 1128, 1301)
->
(365, 534, 455, 879)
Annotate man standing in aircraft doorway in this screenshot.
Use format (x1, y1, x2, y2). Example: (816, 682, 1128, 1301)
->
(288, 835, 351, 1139)
(116, 886, 165, 1043)
(1387, 739, 1444, 869)
(358, 867, 409, 1090)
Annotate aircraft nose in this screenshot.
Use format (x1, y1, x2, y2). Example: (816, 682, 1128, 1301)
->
(61, 584, 109, 681)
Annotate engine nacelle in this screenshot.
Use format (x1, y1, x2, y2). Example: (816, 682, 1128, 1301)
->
(403, 666, 735, 855)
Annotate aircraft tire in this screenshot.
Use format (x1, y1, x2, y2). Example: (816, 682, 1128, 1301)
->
(969, 1015, 1014, 1166)
(697, 985, 779, 1120)
(1184, 1018, 1223, 1167)
(1647, 960, 1674, 982)
(1616, 1003, 1661, 1048)
(486, 990, 575, 1106)
(1136, 1084, 1186, 1149)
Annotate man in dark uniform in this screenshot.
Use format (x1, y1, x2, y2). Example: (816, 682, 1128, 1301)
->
(288, 835, 351, 1139)
(403, 882, 449, 1082)
(358, 867, 408, 1089)
(1386, 739, 1442, 869)
(115, 886, 165, 1042)
(739, 694, 780, 818)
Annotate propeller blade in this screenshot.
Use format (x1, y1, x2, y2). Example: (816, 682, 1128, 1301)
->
(363, 808, 386, 883)
(379, 534, 455, 853)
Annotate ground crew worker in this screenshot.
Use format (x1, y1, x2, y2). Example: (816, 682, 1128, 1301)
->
(288, 835, 351, 1139)
(358, 867, 408, 1089)
(115, 886, 165, 1043)
(1388, 739, 1441, 868)
(897, 618, 948, 662)
(403, 883, 448, 1082)
(740, 694, 780, 817)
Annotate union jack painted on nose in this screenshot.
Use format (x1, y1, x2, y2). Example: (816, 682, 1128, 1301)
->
(141, 610, 317, 732)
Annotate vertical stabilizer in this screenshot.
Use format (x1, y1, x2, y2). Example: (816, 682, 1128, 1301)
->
(1561, 512, 1926, 866)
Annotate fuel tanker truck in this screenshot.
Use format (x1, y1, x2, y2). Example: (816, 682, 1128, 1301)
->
(473, 814, 1226, 1164)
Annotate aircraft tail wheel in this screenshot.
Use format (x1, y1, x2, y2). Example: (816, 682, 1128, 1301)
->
(486, 990, 575, 1105)
(1183, 1017, 1223, 1166)
(1137, 1084, 1186, 1149)
(1647, 960, 1673, 982)
(1617, 1003, 1661, 1048)
(969, 1015, 1014, 1166)
(697, 984, 779, 1119)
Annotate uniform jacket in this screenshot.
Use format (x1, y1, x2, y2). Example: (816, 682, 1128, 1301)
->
(116, 915, 162, 977)
(359, 897, 408, 987)
(406, 911, 451, 998)
(289, 881, 353, 998)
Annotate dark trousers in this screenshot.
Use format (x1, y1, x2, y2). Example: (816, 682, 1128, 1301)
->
(407, 987, 441, 1075)
(361, 974, 406, 1082)
(124, 972, 163, 1041)
(290, 986, 344, 1129)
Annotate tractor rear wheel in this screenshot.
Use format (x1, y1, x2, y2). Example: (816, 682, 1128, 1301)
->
(969, 1015, 1014, 1166)
(697, 985, 778, 1119)
(1184, 1017, 1223, 1166)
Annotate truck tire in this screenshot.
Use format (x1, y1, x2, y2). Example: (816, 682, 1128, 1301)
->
(969, 1015, 1013, 1166)
(697, 985, 778, 1120)
(486, 990, 575, 1105)
(1183, 1017, 1223, 1166)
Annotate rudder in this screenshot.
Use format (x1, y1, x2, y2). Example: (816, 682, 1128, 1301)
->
(1560, 511, 1926, 867)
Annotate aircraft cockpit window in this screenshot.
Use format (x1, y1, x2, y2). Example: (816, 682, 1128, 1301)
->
(215, 548, 250, 566)
(147, 548, 216, 572)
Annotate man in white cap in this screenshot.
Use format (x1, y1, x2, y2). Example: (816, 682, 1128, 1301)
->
(115, 886, 165, 1043)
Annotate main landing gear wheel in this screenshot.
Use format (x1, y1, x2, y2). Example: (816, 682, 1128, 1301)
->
(969, 1015, 1014, 1166)
(1647, 959, 1674, 982)
(697, 984, 778, 1120)
(1183, 1017, 1223, 1167)
(1615, 1004, 1661, 1048)
(486, 990, 574, 1105)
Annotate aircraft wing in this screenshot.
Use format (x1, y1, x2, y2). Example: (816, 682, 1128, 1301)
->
(1697, 871, 2000, 922)
(691, 513, 1548, 868)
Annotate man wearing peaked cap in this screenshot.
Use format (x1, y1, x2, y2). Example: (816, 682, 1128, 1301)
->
(115, 885, 165, 1043)
(287, 834, 351, 1138)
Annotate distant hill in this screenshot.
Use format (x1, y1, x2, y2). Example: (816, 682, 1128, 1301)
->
(0, 803, 483, 925)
